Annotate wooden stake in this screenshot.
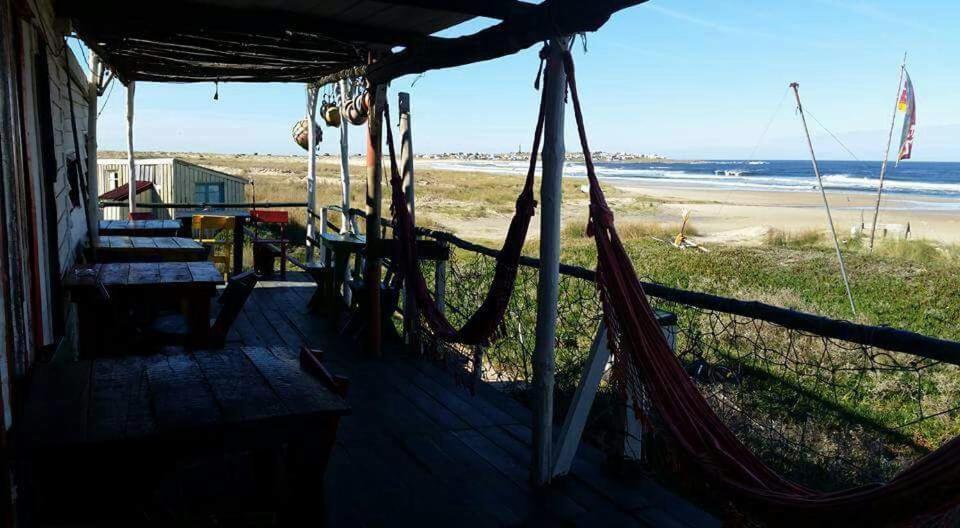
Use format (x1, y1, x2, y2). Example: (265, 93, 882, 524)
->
(86, 52, 102, 245)
(869, 53, 907, 252)
(125, 81, 136, 215)
(305, 84, 318, 262)
(365, 84, 386, 357)
(338, 79, 351, 234)
(791, 82, 856, 316)
(532, 36, 570, 486)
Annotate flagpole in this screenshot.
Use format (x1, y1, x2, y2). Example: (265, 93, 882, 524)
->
(868, 52, 907, 252)
(790, 82, 857, 316)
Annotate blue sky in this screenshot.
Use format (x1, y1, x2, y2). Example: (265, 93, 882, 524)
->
(80, 0, 960, 161)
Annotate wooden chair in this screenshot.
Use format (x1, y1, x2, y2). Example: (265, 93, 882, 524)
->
(192, 215, 235, 278)
(128, 212, 153, 220)
(146, 270, 259, 349)
(249, 209, 289, 280)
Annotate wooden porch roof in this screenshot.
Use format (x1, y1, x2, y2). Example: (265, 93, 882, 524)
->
(61, 0, 646, 84)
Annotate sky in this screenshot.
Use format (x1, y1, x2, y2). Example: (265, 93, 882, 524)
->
(77, 0, 960, 161)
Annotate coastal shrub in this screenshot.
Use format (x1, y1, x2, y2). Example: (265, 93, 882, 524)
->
(563, 221, 699, 241)
(873, 239, 950, 264)
(765, 228, 824, 247)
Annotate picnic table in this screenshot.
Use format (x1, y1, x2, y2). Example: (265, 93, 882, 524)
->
(316, 232, 366, 313)
(98, 219, 182, 237)
(92, 236, 208, 263)
(15, 346, 350, 523)
(63, 261, 224, 355)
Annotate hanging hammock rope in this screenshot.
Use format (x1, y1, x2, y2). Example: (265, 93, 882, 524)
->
(560, 49, 960, 525)
(382, 73, 550, 346)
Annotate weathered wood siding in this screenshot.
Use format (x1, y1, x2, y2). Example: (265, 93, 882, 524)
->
(0, 0, 90, 430)
(97, 159, 246, 220)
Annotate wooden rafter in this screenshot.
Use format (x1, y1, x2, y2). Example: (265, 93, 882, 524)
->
(371, 0, 534, 20)
(317, 0, 648, 85)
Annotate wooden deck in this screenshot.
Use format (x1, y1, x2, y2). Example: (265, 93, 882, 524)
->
(237, 274, 719, 527)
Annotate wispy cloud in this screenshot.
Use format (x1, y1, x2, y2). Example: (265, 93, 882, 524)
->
(811, 0, 939, 35)
(645, 4, 764, 37)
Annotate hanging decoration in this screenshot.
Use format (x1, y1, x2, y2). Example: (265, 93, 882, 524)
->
(292, 118, 321, 150)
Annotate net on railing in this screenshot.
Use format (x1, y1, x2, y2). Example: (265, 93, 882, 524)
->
(409, 238, 960, 493)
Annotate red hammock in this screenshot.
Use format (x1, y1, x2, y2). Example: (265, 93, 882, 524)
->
(383, 82, 550, 346)
(560, 51, 960, 526)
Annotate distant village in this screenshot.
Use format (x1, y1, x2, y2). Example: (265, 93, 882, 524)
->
(416, 151, 668, 162)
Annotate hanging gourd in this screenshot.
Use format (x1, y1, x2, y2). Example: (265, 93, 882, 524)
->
(292, 118, 321, 151)
(344, 91, 370, 125)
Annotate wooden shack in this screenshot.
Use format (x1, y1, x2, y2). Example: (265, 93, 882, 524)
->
(97, 158, 247, 219)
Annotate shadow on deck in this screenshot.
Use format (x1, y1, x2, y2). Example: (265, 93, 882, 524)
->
(243, 274, 718, 527)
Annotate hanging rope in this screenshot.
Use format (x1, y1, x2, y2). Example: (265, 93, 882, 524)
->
(383, 68, 551, 346)
(561, 49, 960, 525)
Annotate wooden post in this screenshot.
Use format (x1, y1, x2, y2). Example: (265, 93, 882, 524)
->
(125, 81, 136, 216)
(399, 92, 419, 353)
(305, 85, 319, 263)
(365, 85, 386, 357)
(338, 79, 351, 234)
(532, 36, 570, 486)
(85, 52, 102, 245)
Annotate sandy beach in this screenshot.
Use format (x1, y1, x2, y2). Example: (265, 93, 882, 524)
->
(415, 160, 960, 246)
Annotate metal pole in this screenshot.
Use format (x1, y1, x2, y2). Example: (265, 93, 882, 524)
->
(365, 85, 386, 357)
(791, 83, 857, 316)
(532, 36, 570, 486)
(338, 79, 351, 234)
(869, 53, 907, 251)
(85, 52, 102, 244)
(125, 81, 136, 217)
(306, 85, 318, 263)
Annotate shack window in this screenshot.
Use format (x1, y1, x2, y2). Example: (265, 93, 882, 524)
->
(109, 170, 119, 189)
(195, 182, 224, 206)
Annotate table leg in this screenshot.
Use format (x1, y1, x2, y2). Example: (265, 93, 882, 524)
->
(233, 216, 246, 277)
(183, 291, 212, 347)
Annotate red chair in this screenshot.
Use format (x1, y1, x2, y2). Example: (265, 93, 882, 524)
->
(250, 209, 290, 280)
(128, 212, 152, 220)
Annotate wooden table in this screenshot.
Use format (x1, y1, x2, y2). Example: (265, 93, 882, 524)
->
(63, 261, 224, 355)
(16, 346, 350, 523)
(318, 232, 366, 313)
(99, 219, 182, 237)
(93, 236, 208, 262)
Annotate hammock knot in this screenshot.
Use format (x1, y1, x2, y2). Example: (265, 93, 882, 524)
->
(515, 193, 537, 218)
(587, 203, 614, 235)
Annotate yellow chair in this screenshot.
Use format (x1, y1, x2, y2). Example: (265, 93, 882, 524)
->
(192, 215, 235, 278)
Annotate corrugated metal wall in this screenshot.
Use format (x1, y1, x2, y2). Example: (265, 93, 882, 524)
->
(97, 159, 246, 220)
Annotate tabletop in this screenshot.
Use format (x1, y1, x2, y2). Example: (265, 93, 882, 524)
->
(99, 236, 203, 250)
(99, 219, 182, 236)
(17, 346, 351, 449)
(320, 232, 366, 250)
(64, 261, 224, 290)
(94, 237, 208, 263)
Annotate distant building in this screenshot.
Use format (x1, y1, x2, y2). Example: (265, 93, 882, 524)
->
(97, 158, 247, 220)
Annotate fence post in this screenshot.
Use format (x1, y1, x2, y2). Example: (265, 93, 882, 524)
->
(532, 36, 571, 486)
(320, 207, 328, 264)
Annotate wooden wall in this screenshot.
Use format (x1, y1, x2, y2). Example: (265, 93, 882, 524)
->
(0, 0, 91, 431)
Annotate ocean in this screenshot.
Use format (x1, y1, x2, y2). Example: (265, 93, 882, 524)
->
(428, 159, 960, 202)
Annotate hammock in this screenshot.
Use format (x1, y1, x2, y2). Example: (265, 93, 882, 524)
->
(560, 50, 960, 526)
(382, 81, 550, 346)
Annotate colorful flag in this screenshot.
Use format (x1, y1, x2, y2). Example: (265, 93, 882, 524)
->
(897, 72, 915, 162)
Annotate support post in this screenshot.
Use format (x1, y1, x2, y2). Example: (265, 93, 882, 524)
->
(531, 36, 570, 486)
(125, 81, 136, 216)
(869, 55, 907, 252)
(85, 52, 102, 245)
(399, 92, 419, 353)
(338, 79, 351, 234)
(365, 85, 386, 357)
(305, 85, 319, 263)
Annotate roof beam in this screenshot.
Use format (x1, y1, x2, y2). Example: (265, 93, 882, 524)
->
(61, 0, 444, 48)
(371, 0, 534, 20)
(316, 0, 647, 85)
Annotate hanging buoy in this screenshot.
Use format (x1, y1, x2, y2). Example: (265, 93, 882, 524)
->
(292, 118, 321, 151)
(321, 101, 341, 127)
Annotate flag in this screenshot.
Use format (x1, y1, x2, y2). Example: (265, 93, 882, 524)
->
(897, 71, 915, 162)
